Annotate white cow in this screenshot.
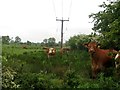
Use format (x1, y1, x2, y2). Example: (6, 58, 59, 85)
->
(43, 47, 56, 58)
(115, 50, 120, 69)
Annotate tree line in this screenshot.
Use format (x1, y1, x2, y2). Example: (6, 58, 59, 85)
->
(2, 36, 61, 47)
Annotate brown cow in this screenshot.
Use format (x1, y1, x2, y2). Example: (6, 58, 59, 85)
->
(22, 44, 28, 49)
(43, 47, 56, 58)
(84, 42, 117, 78)
(60, 47, 71, 55)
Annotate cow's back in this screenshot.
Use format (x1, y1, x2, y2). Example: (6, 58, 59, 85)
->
(92, 49, 115, 67)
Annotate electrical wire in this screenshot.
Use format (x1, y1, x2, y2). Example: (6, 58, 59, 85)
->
(52, 0, 73, 43)
(52, 0, 57, 18)
(68, 0, 72, 19)
(62, 0, 63, 18)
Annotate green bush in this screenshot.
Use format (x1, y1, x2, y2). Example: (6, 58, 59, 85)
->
(17, 72, 63, 89)
(2, 66, 20, 88)
(63, 69, 79, 88)
(97, 73, 120, 89)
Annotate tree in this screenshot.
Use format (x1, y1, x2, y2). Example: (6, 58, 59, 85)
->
(43, 39, 48, 46)
(68, 34, 92, 50)
(2, 36, 10, 44)
(89, 0, 120, 50)
(9, 37, 14, 44)
(15, 36, 21, 43)
(27, 40, 31, 45)
(48, 37, 56, 47)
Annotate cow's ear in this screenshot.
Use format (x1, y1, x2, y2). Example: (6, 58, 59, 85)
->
(83, 43, 88, 48)
(43, 47, 48, 49)
(97, 43, 101, 48)
(97, 45, 100, 48)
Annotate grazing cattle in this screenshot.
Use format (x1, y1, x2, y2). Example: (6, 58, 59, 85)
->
(43, 47, 56, 58)
(22, 45, 28, 49)
(84, 42, 117, 78)
(60, 47, 71, 55)
(115, 50, 120, 69)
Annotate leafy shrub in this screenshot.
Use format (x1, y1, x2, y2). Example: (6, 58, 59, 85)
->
(17, 71, 63, 89)
(97, 73, 120, 89)
(63, 69, 79, 88)
(2, 66, 20, 88)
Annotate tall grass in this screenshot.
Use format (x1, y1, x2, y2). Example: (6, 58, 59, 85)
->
(2, 44, 120, 89)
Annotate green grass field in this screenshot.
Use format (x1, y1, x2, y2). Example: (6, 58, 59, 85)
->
(2, 44, 120, 89)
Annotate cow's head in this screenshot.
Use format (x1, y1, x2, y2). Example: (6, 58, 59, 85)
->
(84, 42, 100, 54)
(48, 48, 56, 54)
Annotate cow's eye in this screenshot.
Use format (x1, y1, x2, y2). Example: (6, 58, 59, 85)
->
(94, 45, 97, 47)
(88, 45, 90, 47)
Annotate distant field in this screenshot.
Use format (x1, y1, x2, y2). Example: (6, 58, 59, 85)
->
(2, 44, 42, 55)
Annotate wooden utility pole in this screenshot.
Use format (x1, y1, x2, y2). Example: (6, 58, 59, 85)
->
(56, 17, 69, 48)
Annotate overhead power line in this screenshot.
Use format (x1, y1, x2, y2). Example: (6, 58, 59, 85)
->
(52, 0, 72, 48)
(52, 0, 57, 18)
(68, 0, 72, 18)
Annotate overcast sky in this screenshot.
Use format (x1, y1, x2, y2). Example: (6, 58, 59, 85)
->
(0, 0, 106, 43)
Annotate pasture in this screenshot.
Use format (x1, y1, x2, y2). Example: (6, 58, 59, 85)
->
(2, 44, 120, 89)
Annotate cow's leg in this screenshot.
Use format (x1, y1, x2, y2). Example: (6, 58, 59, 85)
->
(91, 63, 96, 79)
(91, 60, 97, 79)
(47, 54, 49, 59)
(92, 66, 97, 79)
(91, 64, 100, 79)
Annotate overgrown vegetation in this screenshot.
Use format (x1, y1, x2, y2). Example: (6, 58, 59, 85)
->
(2, 44, 120, 89)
